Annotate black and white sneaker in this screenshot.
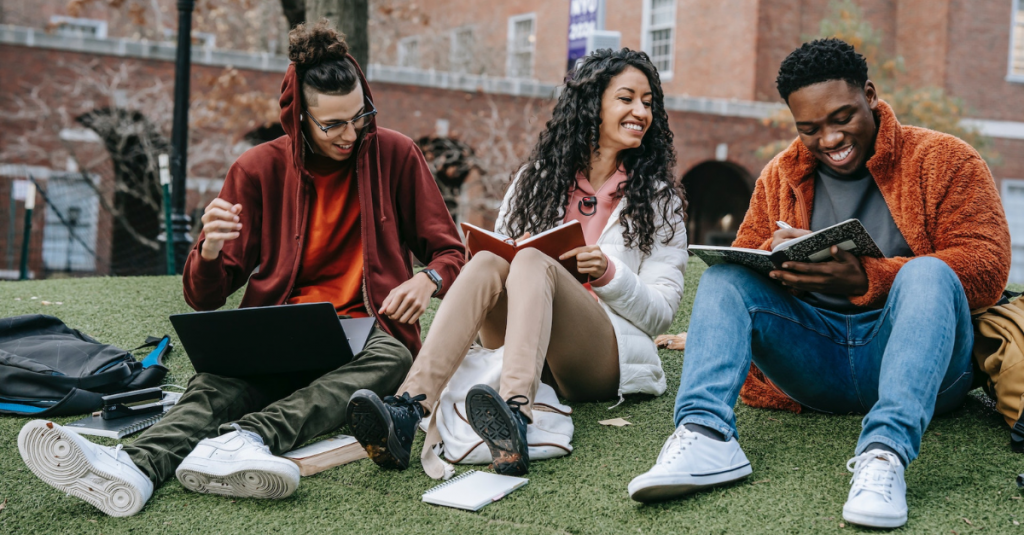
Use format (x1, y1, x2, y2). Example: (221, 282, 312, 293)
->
(465, 384, 530, 476)
(347, 390, 426, 470)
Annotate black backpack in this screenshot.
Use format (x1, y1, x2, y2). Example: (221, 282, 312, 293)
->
(0, 314, 170, 417)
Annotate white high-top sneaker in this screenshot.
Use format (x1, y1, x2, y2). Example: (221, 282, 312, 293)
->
(18, 420, 154, 517)
(628, 424, 752, 502)
(175, 424, 300, 499)
(843, 450, 908, 529)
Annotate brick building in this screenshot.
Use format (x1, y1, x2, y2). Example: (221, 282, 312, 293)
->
(2, 0, 1023, 281)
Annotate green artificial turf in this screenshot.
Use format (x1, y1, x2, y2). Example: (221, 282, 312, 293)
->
(1, 264, 1023, 534)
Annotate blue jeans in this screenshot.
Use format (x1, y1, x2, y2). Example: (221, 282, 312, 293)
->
(673, 257, 974, 465)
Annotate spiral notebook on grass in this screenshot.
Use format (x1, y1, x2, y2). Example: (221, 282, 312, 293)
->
(422, 470, 528, 511)
(65, 392, 181, 439)
(688, 218, 884, 276)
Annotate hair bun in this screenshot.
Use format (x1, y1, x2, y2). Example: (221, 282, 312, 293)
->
(288, 19, 350, 69)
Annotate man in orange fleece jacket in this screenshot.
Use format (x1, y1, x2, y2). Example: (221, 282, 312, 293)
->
(629, 38, 1011, 529)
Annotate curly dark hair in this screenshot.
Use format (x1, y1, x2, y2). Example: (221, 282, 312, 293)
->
(288, 19, 359, 104)
(776, 38, 868, 101)
(504, 48, 685, 255)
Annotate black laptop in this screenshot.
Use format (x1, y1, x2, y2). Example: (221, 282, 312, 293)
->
(169, 302, 376, 377)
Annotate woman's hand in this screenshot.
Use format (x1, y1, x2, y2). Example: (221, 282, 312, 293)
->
(200, 198, 243, 260)
(559, 245, 609, 279)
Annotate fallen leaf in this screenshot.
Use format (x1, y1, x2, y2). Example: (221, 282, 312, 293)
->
(89, 519, 97, 523)
(41, 301, 52, 305)
(55, 302, 63, 305)
(14, 298, 20, 301)
(767, 417, 779, 421)
(839, 522, 845, 528)
(1012, 496, 1021, 500)
(1014, 520, 1020, 526)
(963, 518, 973, 525)
(598, 418, 631, 427)
(30, 296, 37, 300)
(164, 521, 172, 525)
(0, 497, 6, 512)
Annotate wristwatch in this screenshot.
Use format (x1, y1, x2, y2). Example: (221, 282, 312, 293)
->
(422, 268, 443, 297)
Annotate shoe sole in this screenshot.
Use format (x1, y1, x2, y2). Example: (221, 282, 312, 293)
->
(347, 391, 409, 470)
(842, 506, 907, 529)
(18, 420, 148, 517)
(628, 463, 753, 503)
(466, 385, 529, 476)
(175, 460, 298, 499)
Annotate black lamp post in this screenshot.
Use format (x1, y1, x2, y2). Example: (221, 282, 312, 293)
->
(169, 0, 195, 272)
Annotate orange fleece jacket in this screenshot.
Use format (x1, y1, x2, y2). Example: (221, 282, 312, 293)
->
(733, 100, 1012, 413)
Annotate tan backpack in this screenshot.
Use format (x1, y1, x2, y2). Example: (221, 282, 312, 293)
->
(972, 291, 1024, 451)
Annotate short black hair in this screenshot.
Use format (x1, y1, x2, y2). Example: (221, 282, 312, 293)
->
(775, 38, 868, 101)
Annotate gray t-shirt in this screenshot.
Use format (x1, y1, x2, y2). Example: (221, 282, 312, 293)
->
(800, 165, 913, 312)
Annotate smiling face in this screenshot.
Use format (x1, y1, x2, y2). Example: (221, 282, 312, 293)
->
(787, 79, 879, 176)
(303, 85, 366, 162)
(597, 66, 653, 154)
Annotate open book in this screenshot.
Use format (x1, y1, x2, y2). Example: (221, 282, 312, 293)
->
(688, 219, 884, 277)
(461, 220, 589, 283)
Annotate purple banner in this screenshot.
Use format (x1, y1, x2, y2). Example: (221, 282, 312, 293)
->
(568, 0, 600, 70)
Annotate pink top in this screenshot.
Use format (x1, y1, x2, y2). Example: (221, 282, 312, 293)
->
(563, 167, 628, 287)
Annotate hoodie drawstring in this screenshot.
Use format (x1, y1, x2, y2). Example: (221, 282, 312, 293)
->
(374, 134, 386, 223)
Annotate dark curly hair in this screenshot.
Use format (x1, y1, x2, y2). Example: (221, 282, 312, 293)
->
(288, 19, 359, 104)
(504, 48, 685, 255)
(776, 38, 868, 101)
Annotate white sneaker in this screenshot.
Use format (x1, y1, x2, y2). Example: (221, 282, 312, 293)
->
(18, 420, 154, 517)
(842, 450, 908, 529)
(628, 425, 752, 502)
(175, 425, 300, 499)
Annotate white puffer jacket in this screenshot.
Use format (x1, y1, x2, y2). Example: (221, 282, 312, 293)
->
(494, 173, 688, 398)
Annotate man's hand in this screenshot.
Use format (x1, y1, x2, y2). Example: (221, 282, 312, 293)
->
(200, 198, 243, 260)
(379, 272, 436, 324)
(769, 246, 869, 295)
(771, 227, 811, 250)
(559, 245, 609, 279)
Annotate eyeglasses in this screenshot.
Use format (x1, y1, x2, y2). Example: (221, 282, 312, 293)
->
(303, 100, 377, 137)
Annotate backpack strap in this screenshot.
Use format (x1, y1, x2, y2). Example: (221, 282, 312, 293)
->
(0, 388, 105, 417)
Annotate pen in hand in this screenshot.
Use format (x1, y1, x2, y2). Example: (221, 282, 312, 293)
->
(776, 221, 793, 230)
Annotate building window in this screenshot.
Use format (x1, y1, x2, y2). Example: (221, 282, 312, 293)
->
(1012, 0, 1024, 80)
(507, 14, 536, 79)
(450, 27, 475, 73)
(398, 36, 420, 68)
(49, 16, 108, 39)
(643, 0, 675, 77)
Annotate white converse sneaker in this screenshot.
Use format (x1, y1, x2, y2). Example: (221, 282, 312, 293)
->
(175, 424, 300, 499)
(18, 420, 154, 517)
(628, 425, 752, 502)
(842, 450, 908, 529)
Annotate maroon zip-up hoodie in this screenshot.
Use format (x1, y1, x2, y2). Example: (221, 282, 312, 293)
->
(182, 57, 465, 356)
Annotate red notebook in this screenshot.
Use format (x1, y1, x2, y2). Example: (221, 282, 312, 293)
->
(460, 220, 589, 283)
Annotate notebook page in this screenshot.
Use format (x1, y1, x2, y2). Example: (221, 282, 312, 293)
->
(422, 471, 528, 511)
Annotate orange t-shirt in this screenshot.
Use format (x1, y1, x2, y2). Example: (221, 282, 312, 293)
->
(287, 154, 368, 317)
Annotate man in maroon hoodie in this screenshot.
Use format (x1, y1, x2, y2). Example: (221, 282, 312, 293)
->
(16, 21, 465, 517)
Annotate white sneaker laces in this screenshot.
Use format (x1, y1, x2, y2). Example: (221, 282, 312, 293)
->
(657, 427, 697, 465)
(847, 451, 900, 502)
(230, 423, 271, 454)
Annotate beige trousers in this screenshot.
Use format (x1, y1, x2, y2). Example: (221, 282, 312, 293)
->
(399, 249, 619, 421)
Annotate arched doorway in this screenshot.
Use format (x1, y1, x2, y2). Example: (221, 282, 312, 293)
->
(681, 161, 753, 246)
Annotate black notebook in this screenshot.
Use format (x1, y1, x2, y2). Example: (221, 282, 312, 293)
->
(65, 392, 181, 439)
(689, 219, 884, 276)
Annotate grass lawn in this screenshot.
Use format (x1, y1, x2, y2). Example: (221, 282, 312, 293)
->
(1, 262, 1023, 534)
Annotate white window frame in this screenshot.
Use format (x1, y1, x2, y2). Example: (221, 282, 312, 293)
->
(1003, 178, 1024, 284)
(507, 13, 537, 79)
(398, 36, 420, 69)
(1009, 0, 1024, 83)
(641, 0, 676, 80)
(450, 26, 475, 74)
(49, 16, 108, 39)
